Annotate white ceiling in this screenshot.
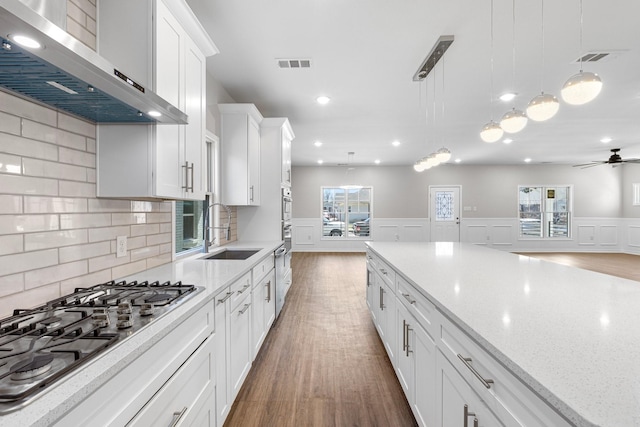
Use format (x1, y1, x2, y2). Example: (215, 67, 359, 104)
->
(186, 0, 640, 167)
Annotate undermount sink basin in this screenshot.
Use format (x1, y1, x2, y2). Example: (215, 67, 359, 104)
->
(203, 249, 260, 260)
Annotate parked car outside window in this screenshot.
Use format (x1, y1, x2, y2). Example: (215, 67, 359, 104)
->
(323, 218, 345, 236)
(353, 218, 370, 236)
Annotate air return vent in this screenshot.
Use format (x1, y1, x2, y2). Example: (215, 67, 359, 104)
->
(277, 58, 312, 69)
(572, 50, 626, 64)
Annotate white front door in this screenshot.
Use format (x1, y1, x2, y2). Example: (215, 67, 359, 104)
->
(429, 186, 461, 242)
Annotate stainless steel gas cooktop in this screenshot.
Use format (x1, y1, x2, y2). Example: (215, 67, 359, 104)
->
(0, 280, 201, 413)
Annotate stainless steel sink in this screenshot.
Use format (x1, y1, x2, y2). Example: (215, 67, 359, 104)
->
(202, 249, 260, 260)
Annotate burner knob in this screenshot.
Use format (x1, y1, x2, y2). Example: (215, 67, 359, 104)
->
(117, 302, 132, 314)
(116, 314, 133, 329)
(139, 303, 154, 317)
(93, 314, 110, 328)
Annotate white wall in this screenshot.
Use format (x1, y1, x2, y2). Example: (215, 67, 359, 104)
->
(291, 163, 640, 254)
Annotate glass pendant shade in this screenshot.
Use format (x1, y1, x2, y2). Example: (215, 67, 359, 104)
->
(500, 108, 528, 133)
(435, 147, 452, 163)
(526, 92, 559, 122)
(480, 120, 504, 143)
(413, 161, 426, 172)
(561, 71, 602, 105)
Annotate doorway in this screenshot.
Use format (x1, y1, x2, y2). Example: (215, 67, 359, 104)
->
(429, 186, 461, 242)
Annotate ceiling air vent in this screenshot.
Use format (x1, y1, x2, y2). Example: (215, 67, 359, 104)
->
(277, 58, 312, 69)
(572, 50, 626, 64)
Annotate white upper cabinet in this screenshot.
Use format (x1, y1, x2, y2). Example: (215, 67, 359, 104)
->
(96, 0, 216, 200)
(219, 104, 264, 206)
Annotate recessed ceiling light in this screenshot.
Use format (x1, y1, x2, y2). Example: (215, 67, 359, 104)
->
(503, 138, 513, 144)
(454, 158, 461, 163)
(316, 96, 330, 105)
(524, 158, 532, 163)
(147, 111, 162, 117)
(392, 140, 401, 147)
(500, 92, 517, 102)
(374, 159, 381, 164)
(317, 159, 324, 164)
(600, 137, 612, 143)
(314, 141, 322, 147)
(9, 34, 42, 49)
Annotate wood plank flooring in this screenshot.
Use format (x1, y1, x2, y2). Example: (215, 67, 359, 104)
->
(224, 252, 417, 427)
(518, 252, 640, 282)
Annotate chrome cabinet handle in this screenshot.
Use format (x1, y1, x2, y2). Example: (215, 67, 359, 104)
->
(217, 291, 233, 304)
(379, 268, 387, 275)
(463, 405, 478, 427)
(239, 303, 251, 315)
(379, 286, 385, 310)
(250, 185, 254, 202)
(189, 162, 194, 192)
(170, 406, 187, 427)
(405, 322, 412, 357)
(457, 354, 494, 389)
(237, 283, 251, 294)
(402, 319, 407, 352)
(402, 293, 416, 305)
(181, 161, 189, 190)
(275, 247, 286, 256)
(265, 280, 271, 302)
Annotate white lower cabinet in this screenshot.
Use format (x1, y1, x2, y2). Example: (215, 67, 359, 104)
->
(252, 269, 275, 359)
(214, 287, 232, 426)
(229, 290, 252, 399)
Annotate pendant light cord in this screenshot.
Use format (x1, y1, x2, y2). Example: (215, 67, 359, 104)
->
(540, 0, 545, 92)
(442, 56, 445, 146)
(579, 0, 584, 72)
(511, 0, 516, 106)
(489, 0, 495, 119)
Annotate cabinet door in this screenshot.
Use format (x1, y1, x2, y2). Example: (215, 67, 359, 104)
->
(281, 128, 292, 186)
(251, 278, 266, 360)
(264, 270, 276, 330)
(184, 35, 206, 199)
(214, 290, 231, 427)
(229, 293, 252, 400)
(395, 300, 414, 401)
(247, 116, 261, 205)
(381, 280, 396, 363)
(437, 351, 504, 427)
(413, 320, 436, 427)
(366, 266, 376, 320)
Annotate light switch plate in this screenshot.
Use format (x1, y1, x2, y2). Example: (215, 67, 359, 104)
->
(116, 236, 127, 258)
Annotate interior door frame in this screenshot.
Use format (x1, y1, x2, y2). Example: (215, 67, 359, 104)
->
(429, 185, 462, 242)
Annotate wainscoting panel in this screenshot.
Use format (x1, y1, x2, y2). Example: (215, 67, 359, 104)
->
(578, 225, 596, 246)
(600, 225, 618, 246)
(491, 225, 514, 246)
(628, 225, 640, 248)
(466, 225, 489, 246)
(402, 224, 428, 242)
(377, 225, 399, 242)
(294, 225, 314, 245)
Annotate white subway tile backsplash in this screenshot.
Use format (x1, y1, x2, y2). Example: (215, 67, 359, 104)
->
(146, 212, 172, 223)
(60, 213, 111, 229)
(130, 201, 155, 212)
(0, 195, 22, 214)
(0, 174, 58, 196)
(66, 0, 86, 25)
(112, 213, 147, 226)
(0, 214, 59, 235)
(25, 229, 88, 251)
(24, 196, 87, 214)
(147, 233, 171, 246)
(0, 273, 24, 297)
(0, 91, 56, 126)
(147, 253, 173, 269)
(71, 0, 96, 19)
(88, 253, 130, 273)
(58, 147, 95, 168)
(131, 245, 160, 262)
(159, 243, 172, 254)
(127, 236, 147, 250)
(59, 241, 111, 263)
(60, 269, 111, 295)
(86, 168, 96, 183)
(131, 224, 159, 237)
(86, 138, 96, 154)
(0, 235, 23, 256)
(112, 260, 147, 279)
(88, 225, 130, 243)
(159, 223, 172, 233)
(0, 249, 58, 276)
(86, 15, 96, 34)
(22, 158, 87, 181)
(65, 18, 96, 51)
(0, 133, 58, 161)
(24, 260, 88, 290)
(0, 111, 21, 135)
(57, 113, 95, 138)
(58, 180, 96, 198)
(0, 153, 22, 174)
(22, 120, 86, 151)
(88, 199, 133, 213)
(0, 284, 60, 318)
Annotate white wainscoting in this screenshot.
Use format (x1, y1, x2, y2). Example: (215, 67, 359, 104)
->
(292, 217, 640, 254)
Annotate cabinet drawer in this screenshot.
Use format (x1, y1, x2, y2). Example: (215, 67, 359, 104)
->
(128, 334, 215, 426)
(230, 271, 252, 311)
(252, 254, 274, 284)
(396, 275, 437, 338)
(367, 251, 395, 290)
(438, 314, 569, 427)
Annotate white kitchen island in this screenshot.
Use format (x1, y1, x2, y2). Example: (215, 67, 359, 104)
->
(366, 241, 640, 427)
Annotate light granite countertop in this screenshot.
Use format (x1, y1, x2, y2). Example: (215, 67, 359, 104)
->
(367, 241, 640, 427)
(1, 241, 282, 427)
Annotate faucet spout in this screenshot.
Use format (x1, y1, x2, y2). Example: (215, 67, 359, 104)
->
(207, 202, 232, 245)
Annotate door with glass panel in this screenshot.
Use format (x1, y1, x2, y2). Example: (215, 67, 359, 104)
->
(429, 186, 460, 242)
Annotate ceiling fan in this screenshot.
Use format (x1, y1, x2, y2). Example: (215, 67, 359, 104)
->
(573, 148, 640, 168)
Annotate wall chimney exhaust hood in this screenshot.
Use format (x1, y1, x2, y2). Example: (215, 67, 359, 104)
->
(0, 0, 187, 124)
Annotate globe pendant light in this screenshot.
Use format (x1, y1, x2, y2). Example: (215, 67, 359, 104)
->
(500, 0, 528, 134)
(526, 0, 559, 122)
(479, 0, 503, 143)
(561, 0, 602, 105)
(480, 120, 504, 143)
(435, 147, 452, 162)
(413, 161, 426, 172)
(527, 92, 559, 122)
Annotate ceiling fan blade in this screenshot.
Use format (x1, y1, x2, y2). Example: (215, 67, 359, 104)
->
(622, 158, 640, 163)
(572, 161, 606, 168)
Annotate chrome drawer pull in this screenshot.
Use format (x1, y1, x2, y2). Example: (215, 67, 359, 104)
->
(217, 291, 233, 304)
(237, 284, 251, 294)
(239, 303, 251, 315)
(170, 406, 187, 427)
(265, 280, 271, 302)
(463, 404, 478, 427)
(457, 354, 494, 389)
(379, 268, 387, 275)
(401, 293, 416, 305)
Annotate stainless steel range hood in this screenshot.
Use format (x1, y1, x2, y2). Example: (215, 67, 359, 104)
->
(0, 0, 188, 124)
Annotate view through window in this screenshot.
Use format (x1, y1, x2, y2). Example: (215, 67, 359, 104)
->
(175, 200, 205, 253)
(322, 186, 372, 238)
(518, 186, 571, 238)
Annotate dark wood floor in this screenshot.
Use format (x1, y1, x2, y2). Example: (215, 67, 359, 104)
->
(224, 252, 417, 427)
